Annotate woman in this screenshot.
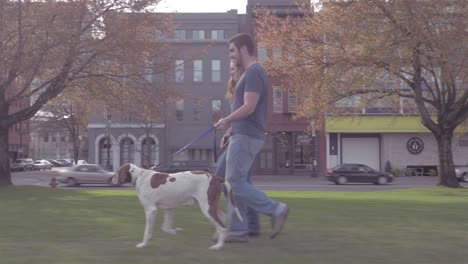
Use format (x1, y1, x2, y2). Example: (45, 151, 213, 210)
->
(214, 62, 260, 242)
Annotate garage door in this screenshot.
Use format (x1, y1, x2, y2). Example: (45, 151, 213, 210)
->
(342, 137, 380, 170)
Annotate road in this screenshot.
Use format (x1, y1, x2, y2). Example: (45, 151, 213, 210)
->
(10, 169, 467, 191)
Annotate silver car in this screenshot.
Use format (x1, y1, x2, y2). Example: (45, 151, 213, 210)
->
(56, 164, 119, 187)
(32, 160, 53, 170)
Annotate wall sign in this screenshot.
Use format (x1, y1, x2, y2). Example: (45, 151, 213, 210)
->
(407, 137, 424, 154)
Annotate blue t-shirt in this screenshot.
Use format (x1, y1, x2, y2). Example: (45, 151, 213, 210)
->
(231, 63, 268, 139)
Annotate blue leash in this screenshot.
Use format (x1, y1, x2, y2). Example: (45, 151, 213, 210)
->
(169, 126, 216, 160)
(156, 126, 222, 167)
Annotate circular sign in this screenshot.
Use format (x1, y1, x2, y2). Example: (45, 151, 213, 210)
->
(407, 137, 424, 154)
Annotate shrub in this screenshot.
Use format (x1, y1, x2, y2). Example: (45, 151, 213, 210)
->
(391, 168, 401, 177)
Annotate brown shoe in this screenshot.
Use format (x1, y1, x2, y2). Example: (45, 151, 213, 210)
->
(270, 205, 289, 239)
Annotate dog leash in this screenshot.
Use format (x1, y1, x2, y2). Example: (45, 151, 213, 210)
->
(153, 126, 218, 168)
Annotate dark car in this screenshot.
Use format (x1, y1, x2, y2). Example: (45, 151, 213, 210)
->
(326, 163, 394, 185)
(150, 160, 212, 173)
(48, 159, 68, 167)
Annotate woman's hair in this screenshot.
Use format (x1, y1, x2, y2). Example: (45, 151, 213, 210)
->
(226, 63, 244, 103)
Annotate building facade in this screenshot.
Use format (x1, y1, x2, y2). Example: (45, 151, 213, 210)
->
(87, 0, 467, 176)
(87, 11, 243, 171)
(7, 88, 30, 161)
(86, 1, 329, 175)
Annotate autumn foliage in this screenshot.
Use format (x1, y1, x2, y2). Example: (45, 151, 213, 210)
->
(256, 0, 467, 187)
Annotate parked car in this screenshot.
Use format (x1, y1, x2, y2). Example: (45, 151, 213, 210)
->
(48, 159, 66, 167)
(11, 158, 34, 172)
(455, 164, 468, 182)
(56, 159, 73, 167)
(326, 163, 394, 185)
(56, 164, 119, 187)
(32, 160, 53, 170)
(150, 160, 212, 173)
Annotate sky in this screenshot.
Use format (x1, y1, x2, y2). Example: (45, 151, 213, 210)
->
(157, 0, 248, 14)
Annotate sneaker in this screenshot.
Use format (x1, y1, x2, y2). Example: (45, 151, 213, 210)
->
(270, 204, 289, 239)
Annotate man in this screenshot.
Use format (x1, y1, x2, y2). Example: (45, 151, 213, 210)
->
(214, 33, 289, 241)
(214, 61, 260, 239)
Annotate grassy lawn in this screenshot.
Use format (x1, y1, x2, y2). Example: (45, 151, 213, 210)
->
(0, 186, 467, 264)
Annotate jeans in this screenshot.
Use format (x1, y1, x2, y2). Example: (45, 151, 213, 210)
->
(215, 150, 260, 235)
(224, 133, 280, 235)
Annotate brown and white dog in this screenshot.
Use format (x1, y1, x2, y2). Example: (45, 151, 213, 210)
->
(112, 163, 243, 250)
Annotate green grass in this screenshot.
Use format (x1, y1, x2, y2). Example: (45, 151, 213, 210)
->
(1, 186, 468, 264)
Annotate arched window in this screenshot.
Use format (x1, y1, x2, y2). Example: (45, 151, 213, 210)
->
(141, 137, 158, 168)
(99, 137, 113, 170)
(120, 137, 135, 165)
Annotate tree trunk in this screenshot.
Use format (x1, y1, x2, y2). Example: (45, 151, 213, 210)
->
(0, 126, 13, 186)
(73, 138, 80, 165)
(435, 129, 460, 188)
(72, 126, 80, 165)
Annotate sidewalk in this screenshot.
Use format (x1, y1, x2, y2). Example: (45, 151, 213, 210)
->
(250, 174, 448, 191)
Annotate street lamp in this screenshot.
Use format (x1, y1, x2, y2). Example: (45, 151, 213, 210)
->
(106, 112, 112, 170)
(311, 119, 318, 178)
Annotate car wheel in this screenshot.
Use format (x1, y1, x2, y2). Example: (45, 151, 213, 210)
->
(462, 173, 468, 183)
(377, 176, 388, 185)
(337, 176, 347, 185)
(66, 178, 77, 187)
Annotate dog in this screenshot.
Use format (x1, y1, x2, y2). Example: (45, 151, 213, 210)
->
(112, 163, 243, 250)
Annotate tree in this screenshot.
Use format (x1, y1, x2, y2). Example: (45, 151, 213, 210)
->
(0, 0, 174, 186)
(256, 0, 467, 187)
(33, 87, 94, 164)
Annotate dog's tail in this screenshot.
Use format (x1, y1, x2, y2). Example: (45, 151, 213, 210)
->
(223, 181, 244, 222)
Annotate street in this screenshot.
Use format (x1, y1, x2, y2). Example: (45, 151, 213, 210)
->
(10, 169, 467, 191)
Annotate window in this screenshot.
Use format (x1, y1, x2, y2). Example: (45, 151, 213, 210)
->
(175, 60, 184, 83)
(44, 135, 49, 143)
(61, 136, 66, 142)
(175, 30, 186, 40)
(193, 99, 202, 121)
(335, 95, 361, 108)
(211, 99, 221, 122)
(257, 42, 267, 61)
(211, 30, 224, 40)
(176, 100, 184, 121)
(192, 30, 205, 40)
(141, 138, 158, 169)
(273, 86, 283, 113)
(188, 149, 210, 161)
(144, 59, 153, 82)
(193, 60, 203, 82)
(211, 60, 221, 82)
(288, 91, 298, 113)
(120, 137, 135, 165)
(52, 136, 56, 142)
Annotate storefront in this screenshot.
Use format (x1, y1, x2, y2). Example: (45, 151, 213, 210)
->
(272, 132, 317, 175)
